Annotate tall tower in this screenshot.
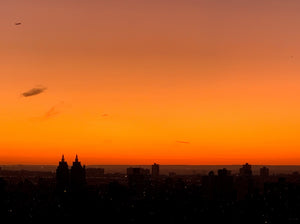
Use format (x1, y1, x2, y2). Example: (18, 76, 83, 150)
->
(56, 155, 69, 192)
(152, 163, 160, 178)
(70, 155, 86, 191)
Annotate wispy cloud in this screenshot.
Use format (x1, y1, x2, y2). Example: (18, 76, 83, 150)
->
(30, 102, 64, 122)
(22, 87, 47, 97)
(176, 141, 190, 144)
(44, 106, 60, 119)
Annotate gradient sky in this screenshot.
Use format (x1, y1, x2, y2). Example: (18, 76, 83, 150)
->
(1, 0, 300, 165)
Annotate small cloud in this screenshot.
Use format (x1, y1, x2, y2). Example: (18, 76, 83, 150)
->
(96, 113, 109, 120)
(44, 106, 60, 119)
(22, 87, 47, 97)
(176, 141, 190, 144)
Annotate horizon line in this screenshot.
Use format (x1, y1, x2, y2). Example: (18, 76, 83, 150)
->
(2, 164, 300, 166)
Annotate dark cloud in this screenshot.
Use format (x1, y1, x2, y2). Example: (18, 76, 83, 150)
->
(22, 87, 47, 97)
(176, 141, 190, 144)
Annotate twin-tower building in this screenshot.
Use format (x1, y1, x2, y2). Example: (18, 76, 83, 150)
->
(56, 155, 86, 192)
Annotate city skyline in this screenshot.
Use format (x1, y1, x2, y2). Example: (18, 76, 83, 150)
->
(1, 154, 298, 223)
(1, 0, 300, 165)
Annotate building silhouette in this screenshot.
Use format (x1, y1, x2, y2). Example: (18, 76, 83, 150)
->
(202, 168, 235, 200)
(127, 167, 150, 176)
(216, 168, 235, 200)
(56, 155, 69, 192)
(127, 167, 150, 191)
(218, 168, 231, 176)
(237, 163, 254, 200)
(70, 155, 86, 191)
(239, 163, 252, 177)
(260, 166, 269, 177)
(152, 163, 159, 178)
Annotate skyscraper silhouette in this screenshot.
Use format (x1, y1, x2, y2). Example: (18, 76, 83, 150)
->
(152, 163, 160, 178)
(56, 155, 69, 192)
(70, 155, 86, 191)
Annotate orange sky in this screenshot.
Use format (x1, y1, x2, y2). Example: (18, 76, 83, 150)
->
(1, 0, 300, 165)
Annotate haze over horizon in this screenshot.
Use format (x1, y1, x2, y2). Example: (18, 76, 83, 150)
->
(1, 0, 300, 165)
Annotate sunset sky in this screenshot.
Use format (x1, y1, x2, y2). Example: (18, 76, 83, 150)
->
(1, 0, 300, 165)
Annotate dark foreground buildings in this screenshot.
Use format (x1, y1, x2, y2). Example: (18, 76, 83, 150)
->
(1, 160, 300, 223)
